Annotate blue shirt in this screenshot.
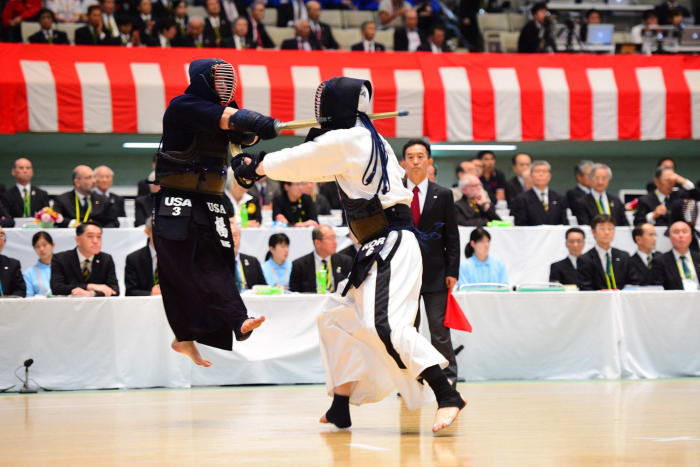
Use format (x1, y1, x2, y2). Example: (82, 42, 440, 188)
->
(23, 261, 52, 297)
(457, 255, 508, 289)
(262, 258, 291, 289)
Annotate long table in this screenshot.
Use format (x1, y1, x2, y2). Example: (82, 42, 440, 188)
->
(1, 291, 697, 391)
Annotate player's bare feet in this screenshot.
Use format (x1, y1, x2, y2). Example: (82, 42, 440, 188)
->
(241, 316, 265, 334)
(432, 396, 467, 433)
(171, 339, 212, 367)
(319, 414, 329, 423)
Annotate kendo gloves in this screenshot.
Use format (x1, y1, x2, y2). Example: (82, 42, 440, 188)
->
(229, 109, 279, 140)
(231, 152, 265, 188)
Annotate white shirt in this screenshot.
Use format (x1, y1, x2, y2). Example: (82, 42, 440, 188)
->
(534, 187, 549, 207)
(77, 248, 95, 274)
(429, 40, 441, 53)
(636, 250, 653, 268)
(577, 183, 590, 194)
(264, 126, 412, 210)
(407, 29, 421, 52)
(362, 39, 375, 52)
(221, 0, 240, 23)
(141, 13, 151, 23)
(159, 33, 170, 48)
(594, 244, 613, 273)
(568, 254, 578, 269)
(313, 250, 333, 291)
(94, 188, 111, 197)
(149, 242, 157, 274)
(102, 13, 119, 37)
(16, 183, 31, 196)
(225, 191, 253, 224)
(76, 191, 89, 206)
(291, 0, 308, 24)
(591, 189, 610, 214)
(233, 34, 245, 49)
(646, 190, 668, 224)
(672, 248, 698, 290)
(208, 15, 220, 29)
(296, 36, 312, 50)
(406, 177, 429, 213)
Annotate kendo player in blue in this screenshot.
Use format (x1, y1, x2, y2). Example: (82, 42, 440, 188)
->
(154, 58, 276, 367)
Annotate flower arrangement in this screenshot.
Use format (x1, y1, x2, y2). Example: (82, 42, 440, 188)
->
(34, 207, 63, 228)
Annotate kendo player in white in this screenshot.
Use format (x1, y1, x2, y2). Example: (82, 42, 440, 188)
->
(233, 77, 466, 432)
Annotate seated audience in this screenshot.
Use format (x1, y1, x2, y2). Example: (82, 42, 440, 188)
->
(393, 9, 425, 52)
(2, 0, 40, 43)
(549, 227, 585, 285)
(457, 227, 507, 288)
(261, 233, 292, 289)
(222, 16, 254, 48)
(23, 231, 54, 297)
(273, 182, 319, 227)
(173, 0, 189, 37)
(203, 0, 232, 47)
(0, 227, 26, 297)
(566, 160, 593, 220)
(470, 156, 497, 204)
(115, 14, 139, 46)
(655, 0, 690, 25)
(134, 171, 158, 228)
(575, 163, 629, 227)
(53, 165, 119, 228)
(137, 155, 156, 197)
(132, 0, 155, 39)
(0, 198, 13, 227)
(631, 10, 659, 44)
(307, 1, 339, 49)
(174, 16, 207, 47)
(100, 0, 120, 41)
(248, 176, 280, 208)
(94, 165, 126, 218)
(669, 198, 700, 252)
(302, 182, 331, 216)
(505, 152, 532, 205)
(379, 0, 410, 29)
(454, 174, 500, 227)
(143, 17, 177, 46)
(280, 19, 322, 50)
(651, 221, 700, 290)
(478, 150, 505, 202)
(277, 0, 308, 27)
(579, 8, 601, 43)
(645, 157, 676, 193)
(224, 168, 262, 226)
(28, 9, 70, 44)
(629, 222, 660, 286)
(246, 1, 275, 48)
(3, 157, 50, 218)
(577, 214, 641, 290)
(50, 221, 119, 297)
(289, 225, 351, 293)
(351, 20, 386, 51)
(46, 0, 82, 23)
(125, 217, 160, 296)
(634, 167, 696, 227)
(230, 220, 266, 291)
(417, 24, 451, 52)
(518, 2, 556, 53)
(75, 5, 114, 45)
(510, 160, 568, 226)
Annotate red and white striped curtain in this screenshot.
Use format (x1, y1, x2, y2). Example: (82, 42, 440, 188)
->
(1, 44, 700, 141)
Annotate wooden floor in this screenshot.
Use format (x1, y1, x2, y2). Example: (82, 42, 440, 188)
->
(1, 379, 699, 465)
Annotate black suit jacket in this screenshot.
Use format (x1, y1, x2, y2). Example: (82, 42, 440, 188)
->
(137, 179, 150, 197)
(308, 21, 338, 49)
(52, 190, 119, 228)
(351, 41, 386, 51)
(28, 29, 70, 44)
(511, 188, 568, 226)
(104, 192, 126, 218)
(272, 193, 318, 225)
(246, 20, 275, 48)
(0, 254, 26, 297)
(134, 194, 153, 227)
(577, 247, 642, 291)
(238, 253, 267, 289)
(125, 243, 154, 296)
(549, 257, 578, 285)
(221, 34, 256, 49)
(393, 27, 426, 51)
(575, 192, 629, 227)
(280, 36, 322, 50)
(203, 15, 232, 46)
(629, 251, 661, 286)
(417, 41, 452, 52)
(74, 26, 116, 45)
(566, 186, 588, 219)
(454, 195, 500, 227)
(3, 185, 50, 218)
(0, 198, 14, 227)
(505, 176, 525, 206)
(518, 20, 557, 53)
(50, 248, 120, 296)
(289, 252, 351, 293)
(633, 191, 684, 227)
(276, 1, 306, 27)
(651, 250, 700, 290)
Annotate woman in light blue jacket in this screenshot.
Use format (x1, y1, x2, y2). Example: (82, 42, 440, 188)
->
(261, 233, 292, 289)
(23, 231, 54, 297)
(457, 227, 508, 288)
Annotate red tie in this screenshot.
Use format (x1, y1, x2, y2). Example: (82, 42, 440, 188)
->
(256, 25, 263, 47)
(411, 185, 421, 226)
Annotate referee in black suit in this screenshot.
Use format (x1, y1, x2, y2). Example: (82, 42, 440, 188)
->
(402, 139, 460, 387)
(549, 227, 585, 285)
(629, 222, 660, 286)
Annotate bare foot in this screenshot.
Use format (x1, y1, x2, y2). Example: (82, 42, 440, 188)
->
(319, 414, 329, 423)
(171, 339, 212, 367)
(432, 396, 467, 433)
(241, 316, 265, 334)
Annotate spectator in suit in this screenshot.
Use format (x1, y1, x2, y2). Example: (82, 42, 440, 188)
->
(417, 24, 451, 52)
(143, 17, 177, 46)
(457, 227, 507, 288)
(50, 221, 119, 297)
(629, 222, 660, 286)
(301, 182, 331, 215)
(505, 152, 532, 206)
(393, 9, 425, 52)
(261, 232, 291, 289)
(2, 0, 41, 42)
(222, 16, 254, 48)
(518, 2, 556, 53)
(655, 0, 690, 25)
(351, 20, 386, 51)
(549, 227, 585, 285)
(248, 176, 281, 208)
(458, 0, 483, 51)
(277, 0, 308, 27)
(478, 150, 505, 202)
(134, 171, 158, 228)
(53, 165, 119, 228)
(273, 181, 319, 227)
(125, 217, 160, 296)
(203, 0, 232, 47)
(454, 174, 500, 227)
(566, 160, 593, 220)
(451, 160, 492, 203)
(634, 167, 697, 227)
(100, 0, 120, 41)
(280, 19, 323, 50)
(220, 0, 248, 25)
(115, 14, 139, 46)
(224, 167, 262, 226)
(4, 158, 50, 218)
(510, 160, 568, 226)
(645, 157, 676, 193)
(668, 198, 700, 252)
(94, 166, 126, 218)
(28, 9, 70, 44)
(379, 0, 410, 29)
(22, 231, 54, 297)
(289, 225, 351, 293)
(132, 0, 155, 39)
(247, 2, 275, 48)
(651, 221, 700, 290)
(173, 0, 189, 37)
(579, 8, 600, 43)
(0, 199, 13, 228)
(577, 214, 641, 290)
(174, 16, 207, 47)
(230, 220, 267, 291)
(0, 227, 26, 297)
(403, 139, 460, 387)
(470, 156, 497, 204)
(575, 163, 629, 227)
(75, 5, 114, 45)
(306, 0, 338, 49)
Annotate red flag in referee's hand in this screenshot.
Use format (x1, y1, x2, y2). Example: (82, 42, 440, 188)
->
(444, 289, 472, 332)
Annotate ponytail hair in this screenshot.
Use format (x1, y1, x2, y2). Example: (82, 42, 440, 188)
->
(266, 232, 290, 261)
(465, 227, 491, 259)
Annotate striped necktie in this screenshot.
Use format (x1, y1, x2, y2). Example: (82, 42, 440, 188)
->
(82, 259, 91, 282)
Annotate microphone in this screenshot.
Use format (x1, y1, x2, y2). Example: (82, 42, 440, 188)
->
(19, 358, 37, 394)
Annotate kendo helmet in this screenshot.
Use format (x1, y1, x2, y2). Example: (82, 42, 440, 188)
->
(314, 77, 373, 130)
(187, 58, 238, 106)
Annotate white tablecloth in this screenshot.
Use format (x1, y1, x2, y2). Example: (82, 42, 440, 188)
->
(0, 291, 697, 391)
